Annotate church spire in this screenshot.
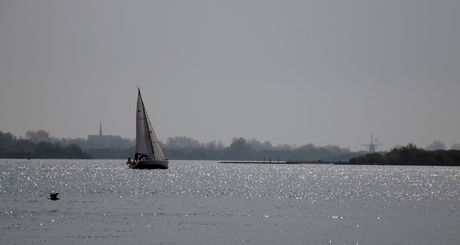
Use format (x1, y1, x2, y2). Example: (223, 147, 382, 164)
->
(99, 121, 102, 136)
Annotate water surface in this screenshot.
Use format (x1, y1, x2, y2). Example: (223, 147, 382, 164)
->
(1, 159, 459, 244)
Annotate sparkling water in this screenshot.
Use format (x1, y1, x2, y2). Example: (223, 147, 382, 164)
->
(1, 159, 459, 244)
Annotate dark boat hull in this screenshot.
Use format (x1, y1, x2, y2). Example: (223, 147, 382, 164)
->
(129, 159, 168, 169)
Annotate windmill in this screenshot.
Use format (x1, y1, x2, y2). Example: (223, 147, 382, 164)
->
(362, 134, 383, 153)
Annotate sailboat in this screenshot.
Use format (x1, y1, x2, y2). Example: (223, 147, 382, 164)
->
(129, 88, 168, 169)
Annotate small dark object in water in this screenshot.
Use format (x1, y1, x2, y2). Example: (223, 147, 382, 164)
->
(48, 193, 60, 201)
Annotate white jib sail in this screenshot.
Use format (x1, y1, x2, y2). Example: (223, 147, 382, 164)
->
(136, 89, 166, 160)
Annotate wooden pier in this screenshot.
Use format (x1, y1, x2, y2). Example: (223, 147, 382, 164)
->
(219, 161, 287, 164)
(219, 160, 349, 164)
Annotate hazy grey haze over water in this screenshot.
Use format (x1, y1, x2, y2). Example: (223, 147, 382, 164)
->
(1, 159, 459, 244)
(1, 1, 460, 149)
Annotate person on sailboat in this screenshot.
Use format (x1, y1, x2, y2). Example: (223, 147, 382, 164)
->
(126, 157, 132, 165)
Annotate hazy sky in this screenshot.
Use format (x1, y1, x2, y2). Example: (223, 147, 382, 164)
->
(1, 1, 459, 150)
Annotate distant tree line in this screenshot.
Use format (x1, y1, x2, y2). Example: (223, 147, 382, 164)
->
(0, 130, 91, 159)
(62, 136, 134, 149)
(0, 131, 359, 161)
(161, 137, 361, 161)
(349, 143, 460, 166)
(3, 130, 460, 164)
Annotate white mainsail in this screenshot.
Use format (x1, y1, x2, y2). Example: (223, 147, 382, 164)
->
(135, 89, 166, 161)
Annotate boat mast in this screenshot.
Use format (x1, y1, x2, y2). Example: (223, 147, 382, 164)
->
(140, 90, 156, 156)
